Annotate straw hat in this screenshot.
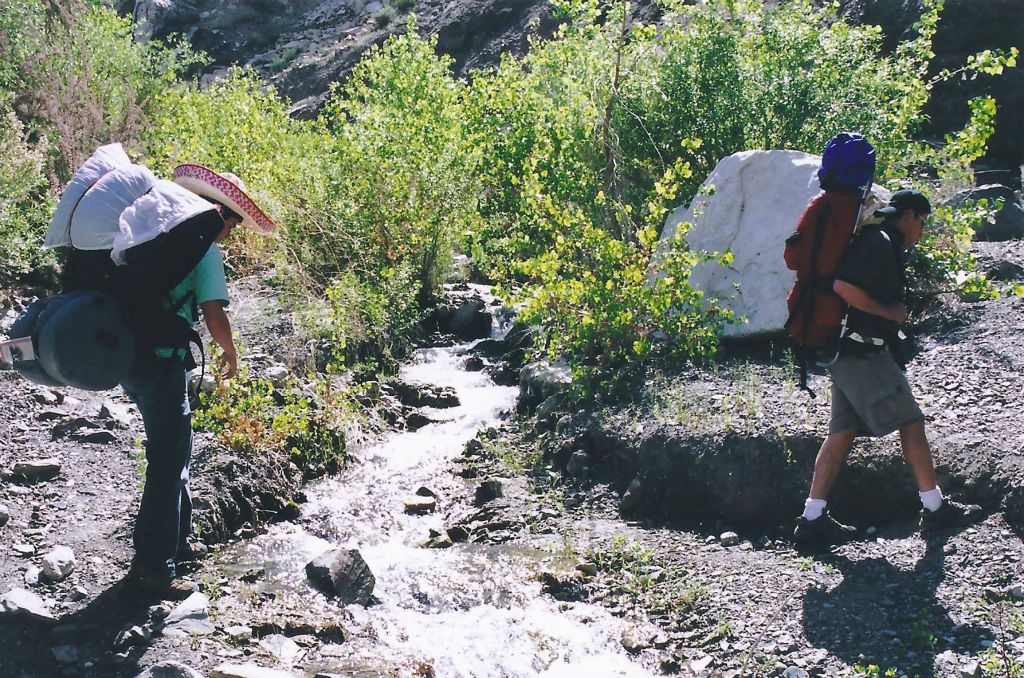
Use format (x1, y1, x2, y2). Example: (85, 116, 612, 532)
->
(172, 164, 277, 234)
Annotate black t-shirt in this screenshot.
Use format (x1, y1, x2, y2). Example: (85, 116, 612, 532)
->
(834, 224, 906, 338)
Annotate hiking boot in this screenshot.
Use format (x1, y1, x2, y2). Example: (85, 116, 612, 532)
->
(124, 565, 198, 601)
(177, 540, 209, 562)
(919, 499, 982, 533)
(793, 512, 858, 545)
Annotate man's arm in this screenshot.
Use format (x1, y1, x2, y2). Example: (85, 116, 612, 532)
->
(833, 279, 908, 324)
(200, 300, 238, 379)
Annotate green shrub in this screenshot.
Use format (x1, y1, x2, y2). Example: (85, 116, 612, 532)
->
(311, 267, 421, 373)
(143, 68, 336, 277)
(508, 159, 732, 395)
(393, 0, 416, 12)
(322, 22, 480, 303)
(193, 358, 348, 470)
(268, 46, 300, 72)
(373, 6, 397, 29)
(0, 95, 55, 283)
(1, 1, 203, 181)
(465, 0, 1015, 388)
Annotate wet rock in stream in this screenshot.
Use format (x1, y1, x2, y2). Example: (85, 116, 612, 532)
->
(305, 548, 376, 606)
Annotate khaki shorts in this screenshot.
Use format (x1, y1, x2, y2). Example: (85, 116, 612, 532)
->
(829, 349, 923, 437)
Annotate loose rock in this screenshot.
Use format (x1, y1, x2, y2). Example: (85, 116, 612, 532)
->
(12, 458, 61, 481)
(720, 532, 740, 546)
(210, 663, 300, 678)
(163, 592, 214, 636)
(258, 634, 302, 662)
(41, 546, 76, 582)
(133, 660, 205, 678)
(305, 548, 375, 605)
(0, 587, 56, 623)
(76, 430, 119, 444)
(99, 399, 133, 428)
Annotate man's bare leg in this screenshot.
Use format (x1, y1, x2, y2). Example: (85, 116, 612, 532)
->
(898, 418, 938, 492)
(808, 428, 858, 500)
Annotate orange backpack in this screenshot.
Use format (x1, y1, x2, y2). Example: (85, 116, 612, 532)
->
(783, 190, 863, 392)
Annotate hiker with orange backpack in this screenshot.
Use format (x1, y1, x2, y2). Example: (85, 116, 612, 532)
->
(786, 134, 981, 544)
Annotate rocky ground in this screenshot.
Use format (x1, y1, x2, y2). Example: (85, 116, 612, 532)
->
(450, 241, 1024, 677)
(1, 240, 1023, 677)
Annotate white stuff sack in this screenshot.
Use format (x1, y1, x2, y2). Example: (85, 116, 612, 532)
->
(69, 165, 159, 250)
(44, 142, 217, 263)
(45, 143, 132, 250)
(111, 180, 214, 264)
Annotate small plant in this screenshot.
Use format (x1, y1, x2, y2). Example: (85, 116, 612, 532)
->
(132, 437, 147, 488)
(851, 665, 897, 678)
(668, 580, 708, 612)
(978, 599, 1024, 677)
(909, 607, 937, 651)
(373, 6, 397, 29)
(393, 0, 416, 12)
(590, 535, 646, 571)
(192, 346, 348, 471)
(268, 46, 300, 72)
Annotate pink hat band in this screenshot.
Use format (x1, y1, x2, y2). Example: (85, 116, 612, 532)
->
(172, 164, 277, 234)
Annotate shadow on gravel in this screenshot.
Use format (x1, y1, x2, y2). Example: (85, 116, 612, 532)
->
(0, 578, 151, 677)
(802, 533, 987, 677)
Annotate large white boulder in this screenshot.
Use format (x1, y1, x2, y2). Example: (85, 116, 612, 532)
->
(660, 150, 887, 337)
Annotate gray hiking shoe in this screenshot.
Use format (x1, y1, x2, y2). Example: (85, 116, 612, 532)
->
(793, 512, 858, 545)
(919, 499, 982, 533)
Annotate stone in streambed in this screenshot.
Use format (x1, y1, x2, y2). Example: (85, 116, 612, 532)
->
(305, 548, 375, 606)
(474, 479, 503, 506)
(566, 451, 591, 478)
(404, 496, 436, 514)
(209, 664, 299, 678)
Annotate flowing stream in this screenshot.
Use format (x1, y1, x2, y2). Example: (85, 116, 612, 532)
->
(216, 301, 656, 677)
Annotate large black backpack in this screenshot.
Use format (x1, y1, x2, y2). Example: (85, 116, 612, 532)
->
(5, 208, 224, 390)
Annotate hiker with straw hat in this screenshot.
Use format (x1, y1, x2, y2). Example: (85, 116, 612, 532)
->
(40, 144, 277, 599)
(117, 163, 277, 599)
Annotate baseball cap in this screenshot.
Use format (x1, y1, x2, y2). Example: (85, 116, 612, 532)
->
(874, 189, 931, 218)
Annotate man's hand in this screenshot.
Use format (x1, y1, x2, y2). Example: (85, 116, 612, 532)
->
(218, 347, 238, 380)
(201, 300, 238, 379)
(834, 280, 908, 324)
(885, 303, 909, 324)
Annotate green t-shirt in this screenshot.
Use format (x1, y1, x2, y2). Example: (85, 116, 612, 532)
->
(156, 245, 229, 357)
(168, 244, 230, 324)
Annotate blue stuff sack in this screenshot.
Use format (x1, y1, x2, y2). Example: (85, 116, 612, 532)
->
(7, 290, 135, 391)
(817, 132, 876, 191)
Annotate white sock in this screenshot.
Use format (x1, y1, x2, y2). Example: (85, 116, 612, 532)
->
(919, 487, 943, 513)
(802, 497, 827, 521)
